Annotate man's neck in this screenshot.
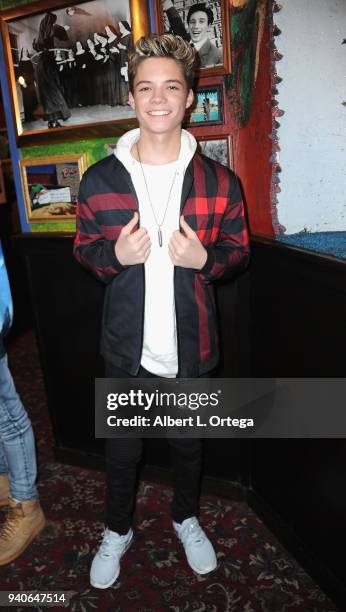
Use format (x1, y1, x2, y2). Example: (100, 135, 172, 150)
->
(193, 37, 208, 51)
(131, 129, 182, 165)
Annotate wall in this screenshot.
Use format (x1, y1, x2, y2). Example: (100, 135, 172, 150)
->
(233, 3, 273, 235)
(275, 0, 346, 234)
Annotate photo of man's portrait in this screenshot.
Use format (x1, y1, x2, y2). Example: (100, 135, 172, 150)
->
(161, 0, 223, 69)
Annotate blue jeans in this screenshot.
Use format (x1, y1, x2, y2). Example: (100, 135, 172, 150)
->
(0, 353, 38, 500)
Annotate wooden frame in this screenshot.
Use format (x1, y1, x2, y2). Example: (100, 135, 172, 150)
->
(154, 0, 231, 77)
(185, 83, 224, 127)
(197, 134, 234, 170)
(0, 0, 150, 145)
(20, 153, 87, 222)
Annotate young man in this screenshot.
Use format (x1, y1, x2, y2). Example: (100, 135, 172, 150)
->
(163, 0, 222, 68)
(0, 241, 45, 565)
(74, 33, 249, 589)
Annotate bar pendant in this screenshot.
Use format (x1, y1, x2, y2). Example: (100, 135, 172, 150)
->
(158, 227, 163, 247)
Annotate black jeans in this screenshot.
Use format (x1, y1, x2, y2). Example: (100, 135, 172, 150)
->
(104, 363, 203, 534)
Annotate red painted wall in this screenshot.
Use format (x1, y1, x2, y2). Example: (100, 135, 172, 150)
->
(234, 20, 274, 236)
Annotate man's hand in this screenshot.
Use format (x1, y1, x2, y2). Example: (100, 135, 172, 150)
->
(168, 215, 207, 270)
(115, 212, 151, 265)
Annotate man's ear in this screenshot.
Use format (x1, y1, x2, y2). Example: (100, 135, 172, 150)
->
(186, 88, 194, 110)
(128, 91, 135, 109)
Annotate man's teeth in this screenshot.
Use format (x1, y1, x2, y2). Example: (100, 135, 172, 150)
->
(148, 111, 170, 116)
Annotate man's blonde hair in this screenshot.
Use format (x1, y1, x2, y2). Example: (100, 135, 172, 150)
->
(128, 33, 198, 92)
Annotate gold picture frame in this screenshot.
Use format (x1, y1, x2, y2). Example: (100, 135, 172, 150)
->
(20, 153, 87, 222)
(0, 0, 150, 145)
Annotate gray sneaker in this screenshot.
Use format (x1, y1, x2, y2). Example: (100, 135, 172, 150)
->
(90, 527, 133, 589)
(173, 516, 217, 575)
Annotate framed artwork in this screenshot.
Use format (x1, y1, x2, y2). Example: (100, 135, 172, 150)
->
(154, 0, 231, 76)
(185, 84, 224, 127)
(198, 135, 234, 170)
(20, 154, 87, 221)
(0, 0, 150, 143)
(0, 163, 6, 205)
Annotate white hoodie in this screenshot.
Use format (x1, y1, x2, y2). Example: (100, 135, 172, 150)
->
(115, 128, 197, 377)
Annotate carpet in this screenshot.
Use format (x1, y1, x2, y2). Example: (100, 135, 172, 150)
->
(0, 331, 338, 612)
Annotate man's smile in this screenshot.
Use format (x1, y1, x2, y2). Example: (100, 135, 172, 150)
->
(147, 110, 171, 116)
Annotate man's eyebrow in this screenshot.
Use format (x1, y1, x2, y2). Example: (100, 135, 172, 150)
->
(135, 79, 184, 87)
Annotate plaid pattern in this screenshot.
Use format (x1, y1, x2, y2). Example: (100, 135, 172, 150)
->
(74, 151, 250, 377)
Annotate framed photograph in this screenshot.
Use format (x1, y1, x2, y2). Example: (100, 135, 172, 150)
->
(185, 84, 223, 127)
(0, 163, 6, 205)
(0, 0, 150, 143)
(154, 0, 231, 75)
(20, 154, 87, 221)
(197, 135, 234, 170)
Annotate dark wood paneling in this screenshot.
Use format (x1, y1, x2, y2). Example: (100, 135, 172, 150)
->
(249, 237, 346, 605)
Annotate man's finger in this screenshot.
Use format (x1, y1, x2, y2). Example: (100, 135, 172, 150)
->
(134, 232, 151, 250)
(129, 227, 149, 242)
(170, 231, 188, 249)
(122, 211, 139, 235)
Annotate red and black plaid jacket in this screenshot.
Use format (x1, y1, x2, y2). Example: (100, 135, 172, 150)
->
(74, 150, 250, 377)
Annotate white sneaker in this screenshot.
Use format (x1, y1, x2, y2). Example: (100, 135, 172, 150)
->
(90, 527, 133, 589)
(173, 516, 217, 575)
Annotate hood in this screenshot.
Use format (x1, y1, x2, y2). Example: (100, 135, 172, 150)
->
(114, 128, 197, 174)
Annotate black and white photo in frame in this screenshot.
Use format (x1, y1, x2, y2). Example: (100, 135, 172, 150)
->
(198, 136, 233, 169)
(157, 0, 229, 71)
(1, 0, 140, 135)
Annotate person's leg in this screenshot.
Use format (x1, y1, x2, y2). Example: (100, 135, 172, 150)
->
(169, 436, 217, 574)
(168, 437, 203, 523)
(0, 354, 38, 501)
(0, 353, 45, 566)
(91, 362, 145, 588)
(104, 362, 146, 534)
(105, 436, 143, 534)
(169, 371, 217, 574)
(0, 440, 10, 505)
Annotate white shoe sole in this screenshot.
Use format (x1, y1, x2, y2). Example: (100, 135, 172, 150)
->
(90, 532, 133, 589)
(189, 559, 218, 575)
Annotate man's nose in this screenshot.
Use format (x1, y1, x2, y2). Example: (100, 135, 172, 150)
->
(150, 87, 167, 103)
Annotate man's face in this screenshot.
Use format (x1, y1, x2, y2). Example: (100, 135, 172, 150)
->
(188, 11, 209, 44)
(128, 57, 194, 136)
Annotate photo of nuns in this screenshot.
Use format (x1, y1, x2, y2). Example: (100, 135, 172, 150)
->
(8, 0, 135, 132)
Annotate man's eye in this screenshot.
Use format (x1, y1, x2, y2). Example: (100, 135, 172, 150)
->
(139, 86, 150, 91)
(168, 85, 178, 90)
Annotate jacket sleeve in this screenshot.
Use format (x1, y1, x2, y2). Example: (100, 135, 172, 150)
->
(165, 6, 191, 42)
(73, 177, 129, 284)
(198, 173, 250, 282)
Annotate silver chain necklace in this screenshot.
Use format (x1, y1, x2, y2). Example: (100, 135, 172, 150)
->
(136, 142, 177, 247)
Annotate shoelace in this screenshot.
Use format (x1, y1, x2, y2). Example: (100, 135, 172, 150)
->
(98, 529, 129, 559)
(179, 520, 206, 548)
(0, 507, 23, 541)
